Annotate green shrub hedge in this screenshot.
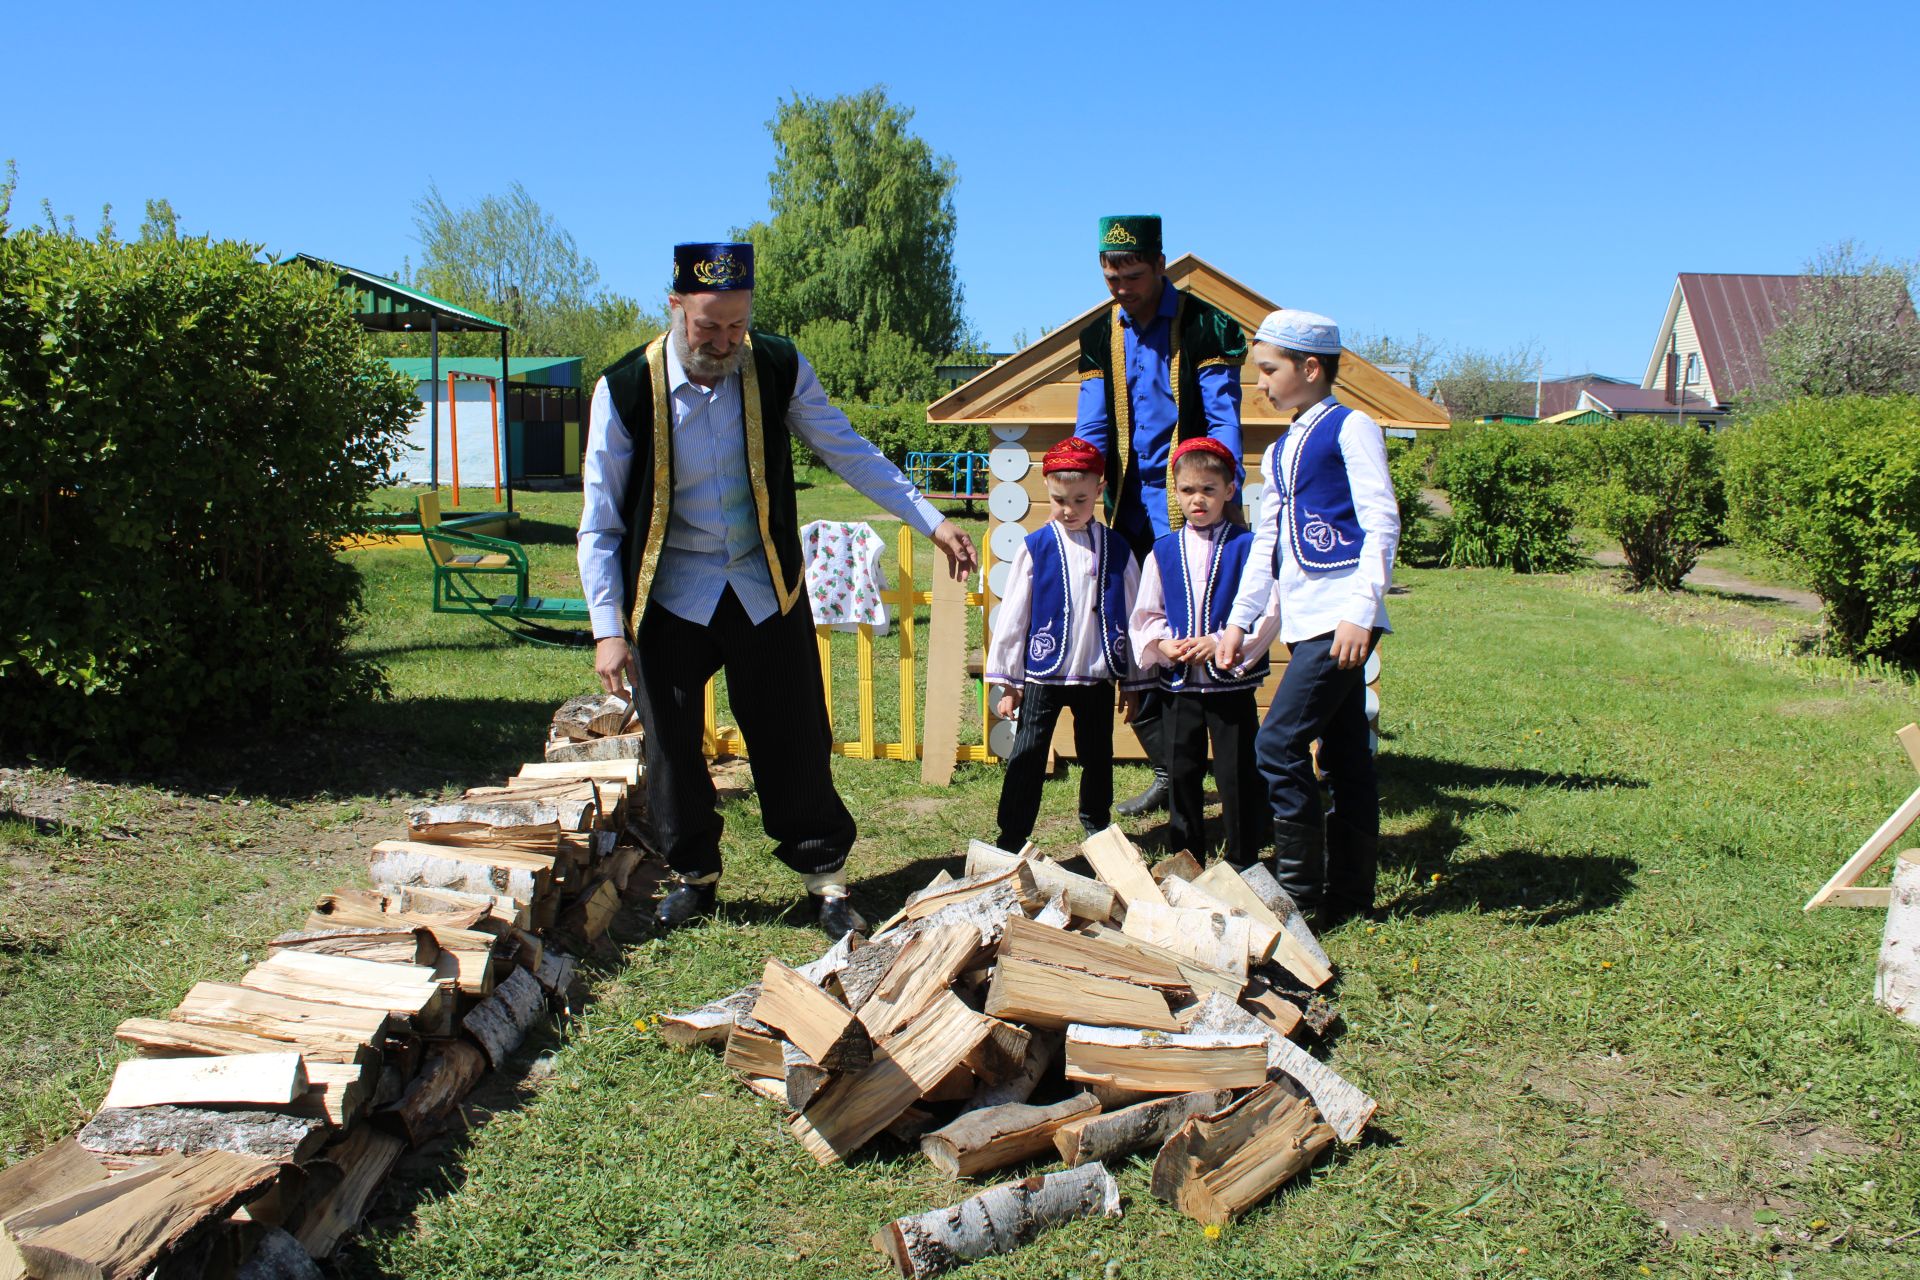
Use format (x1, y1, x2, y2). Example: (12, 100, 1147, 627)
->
(0, 230, 415, 759)
(1386, 435, 1447, 567)
(1719, 395, 1920, 662)
(1431, 422, 1582, 572)
(1565, 416, 1724, 591)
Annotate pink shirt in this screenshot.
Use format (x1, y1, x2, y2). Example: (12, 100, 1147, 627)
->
(1131, 519, 1282, 691)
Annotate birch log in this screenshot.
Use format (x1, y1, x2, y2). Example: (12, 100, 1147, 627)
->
(1150, 1081, 1335, 1224)
(1051, 1088, 1237, 1166)
(76, 1105, 328, 1167)
(918, 1093, 1101, 1178)
(1184, 992, 1375, 1143)
(964, 842, 1119, 923)
(1236, 862, 1331, 970)
(463, 967, 546, 1069)
(1876, 848, 1920, 1026)
(657, 985, 761, 1049)
(872, 1163, 1122, 1279)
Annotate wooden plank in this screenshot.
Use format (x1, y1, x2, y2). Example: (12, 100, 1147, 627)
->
(1062, 1024, 1269, 1093)
(1079, 826, 1167, 907)
(515, 759, 641, 784)
(101, 1053, 307, 1112)
(920, 565, 968, 785)
(1827, 885, 1894, 909)
(9, 1151, 279, 1280)
(1191, 862, 1332, 989)
(753, 959, 872, 1071)
(1806, 784, 1920, 910)
(1900, 722, 1920, 775)
(985, 956, 1179, 1031)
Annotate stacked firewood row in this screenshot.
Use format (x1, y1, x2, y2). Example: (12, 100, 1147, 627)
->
(0, 697, 651, 1280)
(661, 827, 1376, 1278)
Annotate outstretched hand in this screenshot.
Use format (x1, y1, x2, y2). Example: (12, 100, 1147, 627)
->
(930, 520, 978, 582)
(593, 636, 637, 696)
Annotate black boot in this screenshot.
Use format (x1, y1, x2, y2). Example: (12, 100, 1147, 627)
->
(1116, 769, 1170, 817)
(1270, 818, 1326, 914)
(813, 893, 867, 940)
(653, 880, 717, 931)
(1325, 819, 1380, 926)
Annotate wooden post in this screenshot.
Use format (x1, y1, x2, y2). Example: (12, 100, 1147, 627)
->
(817, 627, 834, 733)
(897, 525, 918, 762)
(857, 623, 876, 759)
(446, 372, 461, 507)
(921, 559, 967, 785)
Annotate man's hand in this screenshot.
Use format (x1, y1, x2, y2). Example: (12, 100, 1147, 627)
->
(1216, 625, 1246, 671)
(996, 687, 1023, 720)
(1118, 687, 1142, 723)
(930, 520, 978, 581)
(594, 636, 637, 696)
(1329, 620, 1372, 670)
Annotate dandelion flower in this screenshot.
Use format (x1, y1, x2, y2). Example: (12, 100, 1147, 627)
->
(1810, 1218, 1828, 1230)
(1430, 872, 1442, 884)
(1204, 1224, 1222, 1240)
(1600, 961, 1613, 970)
(1516, 1247, 1529, 1256)
(1409, 958, 1420, 974)
(632, 1019, 650, 1032)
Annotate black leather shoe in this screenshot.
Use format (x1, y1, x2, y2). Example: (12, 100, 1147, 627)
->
(653, 881, 717, 931)
(1116, 770, 1170, 817)
(1270, 818, 1326, 915)
(1325, 818, 1379, 925)
(813, 893, 867, 940)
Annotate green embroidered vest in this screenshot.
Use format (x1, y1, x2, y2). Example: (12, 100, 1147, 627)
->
(601, 330, 804, 634)
(1075, 289, 1246, 529)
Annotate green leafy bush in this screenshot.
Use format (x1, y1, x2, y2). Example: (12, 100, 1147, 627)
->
(1563, 417, 1724, 590)
(0, 228, 414, 759)
(1386, 435, 1447, 566)
(1431, 422, 1581, 572)
(1719, 396, 1920, 662)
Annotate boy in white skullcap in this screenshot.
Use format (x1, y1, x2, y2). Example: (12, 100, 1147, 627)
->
(1216, 310, 1401, 924)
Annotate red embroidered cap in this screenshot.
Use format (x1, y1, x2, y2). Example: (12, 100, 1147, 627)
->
(1170, 436, 1237, 469)
(1043, 436, 1104, 475)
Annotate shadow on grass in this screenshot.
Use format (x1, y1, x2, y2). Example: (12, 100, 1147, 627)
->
(1376, 752, 1644, 923)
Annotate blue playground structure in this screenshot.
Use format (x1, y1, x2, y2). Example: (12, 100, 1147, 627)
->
(905, 450, 991, 510)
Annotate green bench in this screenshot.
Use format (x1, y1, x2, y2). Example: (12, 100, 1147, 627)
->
(418, 493, 592, 645)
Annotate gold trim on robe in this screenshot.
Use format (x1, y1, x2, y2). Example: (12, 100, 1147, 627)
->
(740, 335, 805, 615)
(627, 335, 674, 637)
(1165, 294, 1188, 531)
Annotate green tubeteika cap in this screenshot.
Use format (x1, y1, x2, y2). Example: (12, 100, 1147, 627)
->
(1098, 215, 1162, 257)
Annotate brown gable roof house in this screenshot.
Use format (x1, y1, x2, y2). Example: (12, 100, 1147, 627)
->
(1640, 273, 1809, 412)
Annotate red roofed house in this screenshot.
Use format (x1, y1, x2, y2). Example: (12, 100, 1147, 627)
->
(1638, 273, 1809, 420)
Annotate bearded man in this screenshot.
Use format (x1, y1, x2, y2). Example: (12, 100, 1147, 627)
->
(577, 241, 976, 938)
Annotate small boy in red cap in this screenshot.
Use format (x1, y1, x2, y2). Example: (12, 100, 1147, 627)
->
(1129, 436, 1280, 866)
(987, 437, 1147, 851)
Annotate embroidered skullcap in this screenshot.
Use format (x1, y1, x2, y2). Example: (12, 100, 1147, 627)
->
(1043, 436, 1104, 475)
(1254, 308, 1341, 356)
(672, 242, 754, 293)
(1170, 437, 1237, 469)
(1098, 215, 1162, 257)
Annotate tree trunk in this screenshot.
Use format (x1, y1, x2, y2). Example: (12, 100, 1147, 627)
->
(872, 1162, 1121, 1279)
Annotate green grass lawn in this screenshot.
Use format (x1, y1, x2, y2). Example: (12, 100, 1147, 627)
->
(3, 475, 1918, 1279)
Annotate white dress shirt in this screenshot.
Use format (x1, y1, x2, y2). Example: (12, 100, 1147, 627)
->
(577, 338, 944, 636)
(985, 522, 1145, 697)
(1131, 519, 1283, 688)
(1227, 400, 1400, 644)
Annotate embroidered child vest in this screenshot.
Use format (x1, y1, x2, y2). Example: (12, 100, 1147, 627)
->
(1151, 524, 1271, 692)
(1276, 397, 1365, 573)
(1024, 522, 1131, 681)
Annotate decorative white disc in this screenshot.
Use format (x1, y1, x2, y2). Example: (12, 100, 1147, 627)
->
(987, 603, 1004, 636)
(990, 520, 1027, 562)
(989, 442, 1031, 482)
(1241, 482, 1264, 511)
(989, 718, 1018, 759)
(992, 422, 1029, 442)
(1363, 650, 1381, 683)
(989, 482, 1030, 523)
(1368, 729, 1379, 757)
(987, 561, 1011, 598)
(1364, 686, 1380, 721)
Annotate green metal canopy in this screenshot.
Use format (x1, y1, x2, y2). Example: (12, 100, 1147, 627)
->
(295, 254, 508, 333)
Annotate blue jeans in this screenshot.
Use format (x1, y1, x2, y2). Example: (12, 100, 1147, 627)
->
(1253, 630, 1380, 839)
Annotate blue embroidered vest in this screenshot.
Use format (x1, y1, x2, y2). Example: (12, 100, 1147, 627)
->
(1024, 522, 1131, 682)
(1276, 398, 1365, 573)
(1151, 524, 1271, 692)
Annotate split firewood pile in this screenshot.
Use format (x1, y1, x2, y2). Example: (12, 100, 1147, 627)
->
(0, 694, 650, 1280)
(661, 827, 1377, 1279)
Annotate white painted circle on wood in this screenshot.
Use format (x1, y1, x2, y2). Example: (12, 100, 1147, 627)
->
(989, 718, 1018, 759)
(1369, 729, 1379, 756)
(1241, 482, 1263, 511)
(987, 603, 1003, 636)
(992, 423, 1029, 442)
(1364, 686, 1380, 721)
(990, 520, 1027, 562)
(1363, 650, 1381, 684)
(988, 561, 1011, 598)
(989, 482, 1030, 523)
(989, 443, 1032, 482)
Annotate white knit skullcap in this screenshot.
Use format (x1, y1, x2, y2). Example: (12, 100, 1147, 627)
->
(1254, 308, 1341, 355)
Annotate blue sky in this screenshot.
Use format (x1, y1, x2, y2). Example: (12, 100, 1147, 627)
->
(7, 0, 1916, 381)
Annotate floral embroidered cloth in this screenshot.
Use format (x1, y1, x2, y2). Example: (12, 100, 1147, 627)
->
(802, 520, 891, 635)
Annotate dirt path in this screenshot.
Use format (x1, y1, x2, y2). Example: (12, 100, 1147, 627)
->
(1589, 550, 1821, 612)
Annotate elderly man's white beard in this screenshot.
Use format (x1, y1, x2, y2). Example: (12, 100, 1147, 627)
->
(671, 310, 748, 381)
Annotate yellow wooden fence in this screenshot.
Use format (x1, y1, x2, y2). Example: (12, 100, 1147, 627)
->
(702, 525, 996, 764)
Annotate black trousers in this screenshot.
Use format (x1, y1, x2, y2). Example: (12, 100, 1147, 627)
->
(1253, 629, 1382, 839)
(995, 681, 1115, 851)
(634, 587, 855, 880)
(1163, 687, 1263, 866)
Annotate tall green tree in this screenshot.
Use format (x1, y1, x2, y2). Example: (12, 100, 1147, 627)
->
(736, 87, 963, 399)
(410, 182, 663, 384)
